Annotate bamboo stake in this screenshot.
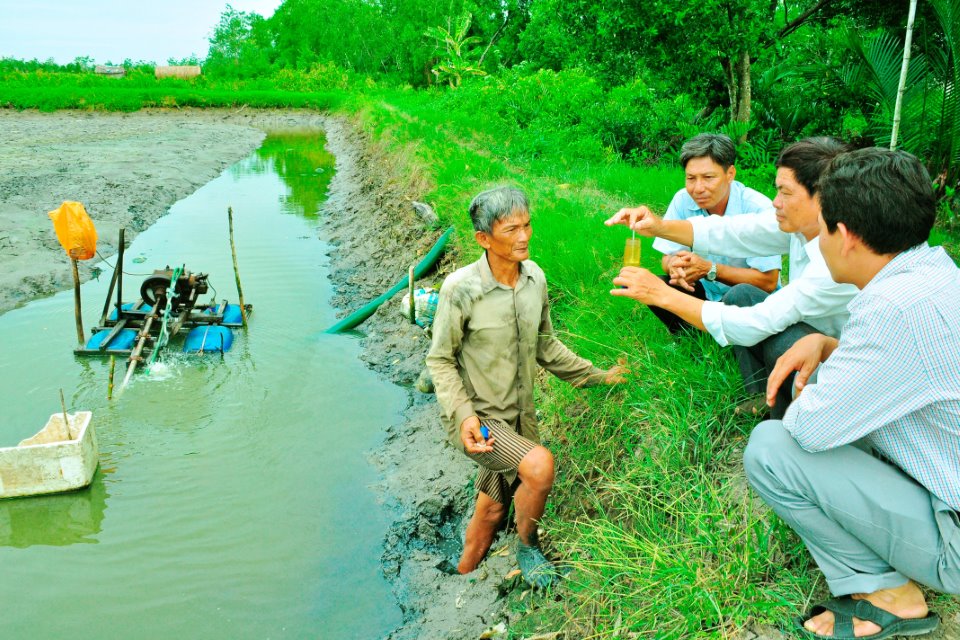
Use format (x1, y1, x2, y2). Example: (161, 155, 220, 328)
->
(227, 207, 248, 328)
(59, 388, 70, 440)
(108, 356, 116, 400)
(891, 0, 918, 150)
(99, 262, 120, 326)
(100, 228, 125, 325)
(71, 258, 84, 345)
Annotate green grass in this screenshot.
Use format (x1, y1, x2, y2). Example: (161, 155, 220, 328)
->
(348, 90, 960, 638)
(0, 71, 344, 112)
(345, 93, 839, 638)
(3, 71, 957, 637)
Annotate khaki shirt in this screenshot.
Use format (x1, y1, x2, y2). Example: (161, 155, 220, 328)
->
(426, 254, 603, 451)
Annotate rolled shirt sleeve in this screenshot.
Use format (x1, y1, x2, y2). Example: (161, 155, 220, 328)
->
(746, 253, 783, 274)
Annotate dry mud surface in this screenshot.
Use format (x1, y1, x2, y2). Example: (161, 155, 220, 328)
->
(0, 108, 514, 639)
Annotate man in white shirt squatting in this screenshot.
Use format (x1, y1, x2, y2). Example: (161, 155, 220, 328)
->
(746, 148, 959, 639)
(605, 138, 858, 418)
(650, 133, 781, 333)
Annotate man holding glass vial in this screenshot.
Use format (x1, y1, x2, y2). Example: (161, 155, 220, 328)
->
(606, 137, 858, 418)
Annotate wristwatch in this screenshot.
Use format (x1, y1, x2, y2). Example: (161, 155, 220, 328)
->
(706, 262, 718, 281)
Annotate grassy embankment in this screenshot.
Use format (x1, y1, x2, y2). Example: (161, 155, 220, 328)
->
(0, 67, 345, 111)
(354, 87, 820, 639)
(344, 85, 960, 638)
(3, 71, 957, 638)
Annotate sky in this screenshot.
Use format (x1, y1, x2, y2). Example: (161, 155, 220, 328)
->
(0, 0, 284, 65)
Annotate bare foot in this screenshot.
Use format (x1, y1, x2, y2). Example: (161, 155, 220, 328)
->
(803, 581, 929, 637)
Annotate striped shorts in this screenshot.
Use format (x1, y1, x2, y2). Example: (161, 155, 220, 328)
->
(466, 417, 538, 506)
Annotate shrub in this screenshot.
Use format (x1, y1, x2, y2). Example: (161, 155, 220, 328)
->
(272, 63, 353, 92)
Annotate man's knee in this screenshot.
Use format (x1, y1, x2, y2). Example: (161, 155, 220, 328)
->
(722, 283, 767, 308)
(763, 323, 819, 366)
(743, 419, 794, 483)
(476, 497, 507, 526)
(518, 446, 555, 491)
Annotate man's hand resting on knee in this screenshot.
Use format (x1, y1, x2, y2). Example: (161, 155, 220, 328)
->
(766, 333, 840, 407)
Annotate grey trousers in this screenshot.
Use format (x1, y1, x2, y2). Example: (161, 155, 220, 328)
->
(649, 275, 707, 334)
(722, 284, 818, 419)
(743, 420, 960, 596)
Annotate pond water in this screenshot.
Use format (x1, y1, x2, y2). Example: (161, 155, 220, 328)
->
(0, 131, 405, 638)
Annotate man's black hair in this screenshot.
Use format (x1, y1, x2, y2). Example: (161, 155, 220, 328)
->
(775, 137, 848, 196)
(820, 147, 935, 255)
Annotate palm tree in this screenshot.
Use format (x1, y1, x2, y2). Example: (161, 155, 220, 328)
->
(834, 0, 959, 201)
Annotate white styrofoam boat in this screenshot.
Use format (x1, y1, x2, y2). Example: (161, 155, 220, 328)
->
(0, 411, 98, 499)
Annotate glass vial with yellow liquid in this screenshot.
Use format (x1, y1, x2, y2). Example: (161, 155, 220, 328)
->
(623, 237, 642, 267)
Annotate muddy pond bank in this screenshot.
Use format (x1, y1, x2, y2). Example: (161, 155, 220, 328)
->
(0, 108, 514, 638)
(318, 119, 526, 639)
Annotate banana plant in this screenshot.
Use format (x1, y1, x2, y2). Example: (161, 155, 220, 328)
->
(424, 13, 488, 88)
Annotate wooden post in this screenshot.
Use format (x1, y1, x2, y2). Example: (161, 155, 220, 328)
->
(227, 207, 248, 328)
(59, 388, 70, 440)
(100, 228, 126, 326)
(72, 258, 84, 345)
(116, 228, 125, 317)
(99, 263, 120, 326)
(108, 356, 116, 400)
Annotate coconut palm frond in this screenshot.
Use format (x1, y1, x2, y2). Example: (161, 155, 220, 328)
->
(847, 29, 905, 108)
(930, 0, 960, 183)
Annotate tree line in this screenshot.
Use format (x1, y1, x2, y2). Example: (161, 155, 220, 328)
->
(201, 0, 958, 209)
(3, 1, 954, 212)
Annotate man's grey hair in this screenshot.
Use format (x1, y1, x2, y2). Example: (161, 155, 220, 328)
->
(468, 186, 529, 233)
(679, 133, 736, 169)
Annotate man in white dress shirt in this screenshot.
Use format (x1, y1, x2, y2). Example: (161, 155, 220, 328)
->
(605, 138, 858, 417)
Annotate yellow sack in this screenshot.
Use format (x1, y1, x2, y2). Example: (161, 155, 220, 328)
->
(48, 201, 97, 260)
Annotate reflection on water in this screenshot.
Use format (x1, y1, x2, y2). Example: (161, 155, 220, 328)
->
(0, 474, 107, 548)
(237, 130, 337, 218)
(0, 129, 405, 639)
